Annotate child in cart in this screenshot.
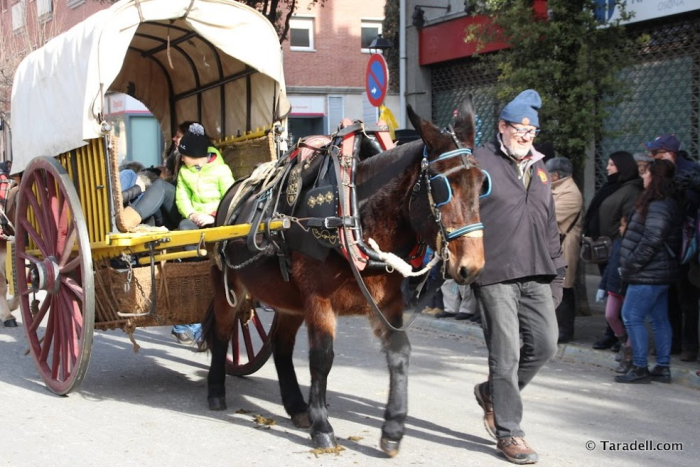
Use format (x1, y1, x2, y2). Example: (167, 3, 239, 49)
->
(172, 123, 234, 348)
(175, 122, 234, 229)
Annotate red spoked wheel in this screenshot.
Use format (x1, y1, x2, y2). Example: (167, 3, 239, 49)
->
(225, 309, 277, 376)
(15, 157, 94, 395)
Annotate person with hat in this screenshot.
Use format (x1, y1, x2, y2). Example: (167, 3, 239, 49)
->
(471, 89, 565, 464)
(633, 152, 652, 176)
(175, 122, 234, 230)
(545, 156, 583, 344)
(172, 122, 234, 348)
(645, 133, 700, 364)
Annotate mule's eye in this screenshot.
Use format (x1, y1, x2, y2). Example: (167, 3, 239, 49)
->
(479, 170, 492, 198)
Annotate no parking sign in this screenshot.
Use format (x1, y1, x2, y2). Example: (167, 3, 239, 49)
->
(365, 54, 389, 107)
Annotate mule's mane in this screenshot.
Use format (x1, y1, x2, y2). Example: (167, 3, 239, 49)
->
(356, 139, 423, 188)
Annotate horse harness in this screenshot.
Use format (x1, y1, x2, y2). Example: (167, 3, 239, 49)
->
(217, 123, 486, 331)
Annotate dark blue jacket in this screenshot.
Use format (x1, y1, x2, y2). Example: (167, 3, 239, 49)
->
(599, 238, 624, 295)
(619, 198, 682, 284)
(473, 138, 565, 286)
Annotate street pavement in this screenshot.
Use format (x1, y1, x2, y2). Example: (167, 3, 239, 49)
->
(1, 308, 697, 467)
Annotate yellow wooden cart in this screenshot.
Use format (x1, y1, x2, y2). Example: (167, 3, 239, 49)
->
(8, 0, 288, 395)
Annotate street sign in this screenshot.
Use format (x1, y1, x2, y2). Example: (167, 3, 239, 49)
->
(365, 54, 389, 107)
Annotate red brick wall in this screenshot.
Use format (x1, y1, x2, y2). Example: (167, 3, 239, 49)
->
(283, 0, 385, 88)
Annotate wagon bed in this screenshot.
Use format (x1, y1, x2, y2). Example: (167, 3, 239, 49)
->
(8, 0, 290, 395)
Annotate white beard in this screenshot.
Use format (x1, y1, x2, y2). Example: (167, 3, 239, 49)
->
(503, 140, 531, 159)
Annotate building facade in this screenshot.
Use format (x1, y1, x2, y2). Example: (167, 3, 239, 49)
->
(403, 0, 700, 198)
(1, 0, 399, 161)
(283, 0, 399, 141)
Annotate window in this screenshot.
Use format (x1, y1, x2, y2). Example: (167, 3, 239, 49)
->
(12, 1, 26, 31)
(361, 20, 383, 53)
(37, 0, 52, 17)
(66, 0, 86, 8)
(327, 96, 344, 134)
(290, 17, 314, 51)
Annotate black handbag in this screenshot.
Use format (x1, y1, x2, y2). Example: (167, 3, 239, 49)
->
(580, 236, 612, 263)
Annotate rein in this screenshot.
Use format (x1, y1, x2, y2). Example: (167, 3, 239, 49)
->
(352, 127, 484, 332)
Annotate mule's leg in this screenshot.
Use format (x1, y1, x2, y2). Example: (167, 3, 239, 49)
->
(372, 298, 411, 457)
(205, 266, 241, 411)
(305, 298, 338, 449)
(272, 313, 310, 428)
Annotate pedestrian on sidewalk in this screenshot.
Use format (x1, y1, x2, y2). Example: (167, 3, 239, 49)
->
(440, 279, 480, 322)
(545, 156, 583, 343)
(472, 89, 565, 464)
(647, 134, 700, 363)
(616, 159, 682, 384)
(582, 151, 642, 352)
(598, 218, 633, 373)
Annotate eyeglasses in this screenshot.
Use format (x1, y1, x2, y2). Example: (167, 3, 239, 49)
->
(506, 122, 540, 138)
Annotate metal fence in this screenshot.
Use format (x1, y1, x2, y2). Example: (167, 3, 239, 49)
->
(430, 11, 700, 188)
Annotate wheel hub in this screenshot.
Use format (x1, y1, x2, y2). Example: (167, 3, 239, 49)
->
(29, 256, 61, 294)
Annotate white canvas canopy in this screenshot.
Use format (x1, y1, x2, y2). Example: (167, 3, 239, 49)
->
(11, 0, 290, 174)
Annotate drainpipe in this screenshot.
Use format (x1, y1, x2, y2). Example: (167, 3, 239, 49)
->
(399, 0, 407, 129)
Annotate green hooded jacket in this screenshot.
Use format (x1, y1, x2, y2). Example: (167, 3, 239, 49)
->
(175, 147, 234, 218)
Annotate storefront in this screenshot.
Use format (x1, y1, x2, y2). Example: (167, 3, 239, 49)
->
(406, 1, 700, 190)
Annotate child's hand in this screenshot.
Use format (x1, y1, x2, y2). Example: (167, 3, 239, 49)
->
(192, 213, 215, 227)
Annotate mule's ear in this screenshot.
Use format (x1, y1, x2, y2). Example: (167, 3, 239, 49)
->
(407, 104, 441, 151)
(453, 95, 475, 148)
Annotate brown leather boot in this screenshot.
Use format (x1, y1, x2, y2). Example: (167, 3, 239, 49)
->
(497, 437, 538, 464)
(121, 206, 142, 231)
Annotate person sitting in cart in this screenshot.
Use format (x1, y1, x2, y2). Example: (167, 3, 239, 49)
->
(120, 163, 182, 231)
(175, 122, 234, 229)
(172, 122, 234, 347)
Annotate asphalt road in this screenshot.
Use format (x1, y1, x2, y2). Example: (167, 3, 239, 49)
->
(1, 312, 697, 467)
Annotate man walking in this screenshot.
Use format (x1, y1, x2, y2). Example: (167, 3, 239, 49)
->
(472, 89, 565, 464)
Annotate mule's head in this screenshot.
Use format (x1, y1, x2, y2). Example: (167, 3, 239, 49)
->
(407, 97, 486, 285)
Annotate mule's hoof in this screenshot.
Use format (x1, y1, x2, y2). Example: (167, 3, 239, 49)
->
(380, 437, 401, 457)
(291, 413, 311, 429)
(208, 396, 227, 411)
(3, 318, 17, 328)
(312, 432, 338, 449)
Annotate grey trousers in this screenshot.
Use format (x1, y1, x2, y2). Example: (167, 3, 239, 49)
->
(441, 279, 478, 314)
(474, 279, 558, 439)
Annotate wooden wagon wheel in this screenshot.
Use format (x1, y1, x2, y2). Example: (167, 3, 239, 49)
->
(225, 309, 277, 376)
(15, 157, 94, 395)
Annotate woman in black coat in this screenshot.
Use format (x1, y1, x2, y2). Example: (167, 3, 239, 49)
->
(615, 160, 682, 384)
(585, 151, 643, 349)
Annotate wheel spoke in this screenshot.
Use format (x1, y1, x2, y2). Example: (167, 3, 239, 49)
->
(231, 317, 241, 365)
(29, 297, 52, 334)
(241, 318, 256, 361)
(18, 219, 50, 259)
(251, 312, 268, 341)
(62, 279, 85, 334)
(59, 225, 78, 268)
(61, 254, 83, 276)
(26, 174, 56, 250)
(59, 292, 79, 379)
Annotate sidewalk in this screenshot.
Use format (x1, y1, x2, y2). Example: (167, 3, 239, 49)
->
(409, 269, 700, 391)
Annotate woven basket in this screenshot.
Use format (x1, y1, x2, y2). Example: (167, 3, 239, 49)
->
(94, 260, 214, 330)
(220, 132, 276, 180)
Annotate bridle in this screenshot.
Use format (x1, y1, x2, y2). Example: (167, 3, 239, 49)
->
(411, 126, 490, 275)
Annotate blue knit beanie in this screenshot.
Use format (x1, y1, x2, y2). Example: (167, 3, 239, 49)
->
(500, 89, 541, 128)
